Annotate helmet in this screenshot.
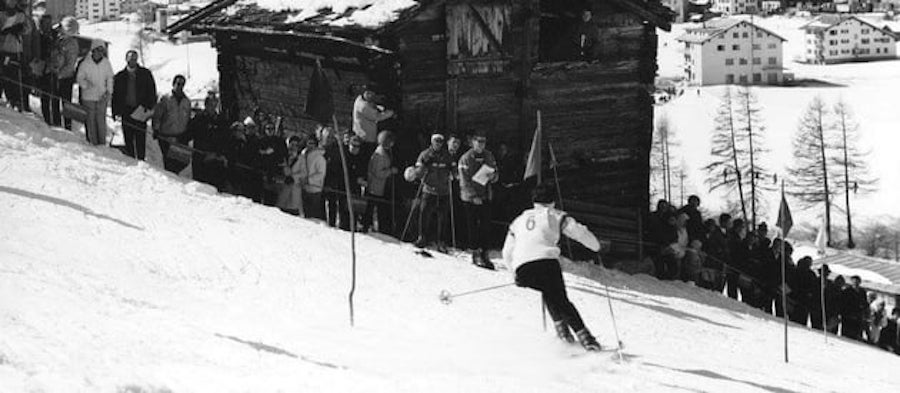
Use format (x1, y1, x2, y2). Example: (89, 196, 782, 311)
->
(403, 166, 421, 182)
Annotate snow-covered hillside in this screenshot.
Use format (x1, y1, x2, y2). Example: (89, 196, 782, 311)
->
(657, 16, 900, 226)
(2, 108, 899, 392)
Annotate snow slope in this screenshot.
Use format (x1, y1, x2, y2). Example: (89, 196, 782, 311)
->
(2, 108, 900, 392)
(657, 16, 900, 225)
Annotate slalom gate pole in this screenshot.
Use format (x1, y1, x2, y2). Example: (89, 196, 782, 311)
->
(542, 299, 547, 331)
(439, 283, 514, 304)
(821, 266, 827, 343)
(333, 115, 358, 327)
(548, 143, 573, 258)
(604, 280, 625, 362)
(781, 231, 789, 363)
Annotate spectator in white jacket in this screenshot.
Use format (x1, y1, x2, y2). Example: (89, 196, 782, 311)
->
(152, 75, 192, 173)
(351, 86, 394, 156)
(76, 40, 113, 145)
(299, 134, 326, 220)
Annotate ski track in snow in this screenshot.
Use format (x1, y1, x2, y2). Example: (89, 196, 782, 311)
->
(2, 106, 900, 392)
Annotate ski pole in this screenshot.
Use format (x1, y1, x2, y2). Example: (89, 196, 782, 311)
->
(400, 167, 428, 242)
(439, 283, 514, 305)
(603, 280, 625, 362)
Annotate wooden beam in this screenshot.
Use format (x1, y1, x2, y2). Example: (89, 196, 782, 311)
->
(466, 3, 505, 55)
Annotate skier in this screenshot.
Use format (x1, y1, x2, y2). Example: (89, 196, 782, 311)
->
(501, 183, 602, 351)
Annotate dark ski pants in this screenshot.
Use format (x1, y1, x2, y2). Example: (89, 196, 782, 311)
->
(122, 113, 147, 160)
(418, 192, 448, 244)
(362, 192, 393, 235)
(515, 259, 588, 333)
(464, 201, 491, 251)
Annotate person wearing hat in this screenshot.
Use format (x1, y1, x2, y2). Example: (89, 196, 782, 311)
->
(299, 133, 327, 220)
(458, 132, 498, 269)
(76, 39, 114, 145)
(49, 16, 79, 130)
(352, 84, 394, 157)
(501, 182, 603, 351)
(363, 130, 398, 234)
(413, 133, 453, 249)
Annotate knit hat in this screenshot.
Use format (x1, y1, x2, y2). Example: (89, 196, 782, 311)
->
(431, 133, 445, 142)
(243, 116, 256, 127)
(90, 39, 106, 52)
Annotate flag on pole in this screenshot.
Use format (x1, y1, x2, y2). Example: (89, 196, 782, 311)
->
(776, 188, 793, 238)
(815, 211, 828, 255)
(305, 60, 334, 124)
(524, 110, 542, 184)
(548, 141, 558, 169)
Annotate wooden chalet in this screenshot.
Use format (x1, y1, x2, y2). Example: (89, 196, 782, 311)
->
(169, 0, 674, 263)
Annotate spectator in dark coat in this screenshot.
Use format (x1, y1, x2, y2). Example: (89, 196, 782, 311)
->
(112, 50, 157, 160)
(727, 219, 750, 301)
(824, 275, 846, 334)
(789, 256, 818, 326)
(320, 126, 344, 228)
(703, 213, 731, 291)
(877, 308, 900, 354)
(648, 199, 673, 279)
(840, 275, 869, 341)
(257, 122, 289, 206)
(189, 93, 228, 189)
(678, 195, 705, 243)
(413, 133, 453, 249)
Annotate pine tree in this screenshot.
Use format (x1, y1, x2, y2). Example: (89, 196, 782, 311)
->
(734, 86, 774, 228)
(651, 113, 679, 204)
(831, 99, 877, 249)
(704, 87, 772, 224)
(789, 96, 834, 245)
(704, 87, 748, 221)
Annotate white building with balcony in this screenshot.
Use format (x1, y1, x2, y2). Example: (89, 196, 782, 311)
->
(801, 15, 897, 64)
(676, 18, 786, 85)
(76, 0, 121, 22)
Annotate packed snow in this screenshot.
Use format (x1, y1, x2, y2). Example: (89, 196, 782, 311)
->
(657, 15, 900, 226)
(2, 106, 900, 391)
(252, 0, 419, 27)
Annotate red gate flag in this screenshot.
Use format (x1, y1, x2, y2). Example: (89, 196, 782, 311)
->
(524, 110, 542, 184)
(306, 60, 334, 124)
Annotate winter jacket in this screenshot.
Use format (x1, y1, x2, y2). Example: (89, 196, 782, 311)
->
(416, 146, 452, 196)
(323, 143, 344, 189)
(277, 153, 304, 212)
(367, 145, 392, 196)
(299, 147, 326, 193)
(76, 56, 114, 102)
(152, 92, 191, 138)
(0, 11, 31, 54)
(458, 148, 497, 202)
(112, 66, 157, 117)
(678, 204, 705, 243)
(352, 95, 392, 143)
(51, 35, 79, 79)
(502, 204, 600, 273)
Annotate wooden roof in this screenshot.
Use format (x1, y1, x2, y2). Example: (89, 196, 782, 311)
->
(813, 253, 900, 295)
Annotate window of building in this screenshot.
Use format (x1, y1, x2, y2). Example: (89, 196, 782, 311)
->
(829, 30, 837, 36)
(752, 44, 761, 50)
(725, 58, 734, 65)
(841, 49, 849, 54)
(829, 50, 838, 55)
(753, 73, 761, 83)
(717, 44, 725, 51)
(742, 32, 749, 38)
(733, 44, 740, 50)
(876, 48, 881, 54)
(862, 38, 870, 44)
(739, 58, 748, 65)
(768, 43, 777, 49)
(753, 57, 761, 64)
(739, 75, 748, 83)
(829, 40, 837, 45)
(862, 29, 870, 34)
(768, 56, 776, 65)
(726, 74, 735, 84)
(733, 32, 739, 39)
(757, 32, 763, 38)
(767, 73, 778, 84)
(841, 39, 849, 44)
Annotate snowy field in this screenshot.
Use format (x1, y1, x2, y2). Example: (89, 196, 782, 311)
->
(2, 107, 900, 392)
(657, 15, 900, 227)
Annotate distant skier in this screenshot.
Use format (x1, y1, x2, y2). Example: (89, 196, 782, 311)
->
(501, 183, 602, 351)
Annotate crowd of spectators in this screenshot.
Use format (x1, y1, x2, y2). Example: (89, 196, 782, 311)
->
(647, 196, 900, 354)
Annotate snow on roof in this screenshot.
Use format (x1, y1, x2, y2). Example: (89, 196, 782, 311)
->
(248, 0, 419, 28)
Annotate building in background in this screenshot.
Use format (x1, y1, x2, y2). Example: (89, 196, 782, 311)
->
(711, 0, 760, 14)
(677, 17, 786, 85)
(802, 15, 897, 64)
(43, 0, 77, 24)
(76, 0, 121, 21)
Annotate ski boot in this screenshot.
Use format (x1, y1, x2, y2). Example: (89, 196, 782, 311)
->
(472, 249, 495, 270)
(555, 320, 575, 344)
(576, 329, 602, 351)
